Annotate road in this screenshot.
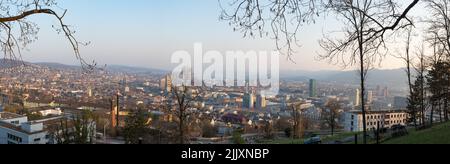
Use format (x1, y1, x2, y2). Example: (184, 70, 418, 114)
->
(96, 137, 125, 144)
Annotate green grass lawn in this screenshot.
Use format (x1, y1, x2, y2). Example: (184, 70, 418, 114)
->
(264, 138, 305, 144)
(262, 122, 450, 144)
(322, 132, 362, 143)
(262, 131, 362, 144)
(383, 122, 450, 144)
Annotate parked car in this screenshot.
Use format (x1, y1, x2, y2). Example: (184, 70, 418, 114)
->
(328, 140, 343, 144)
(304, 136, 322, 144)
(391, 124, 408, 138)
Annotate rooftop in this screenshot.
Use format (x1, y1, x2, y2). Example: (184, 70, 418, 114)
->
(0, 121, 45, 135)
(0, 114, 64, 135)
(347, 109, 408, 114)
(0, 112, 26, 120)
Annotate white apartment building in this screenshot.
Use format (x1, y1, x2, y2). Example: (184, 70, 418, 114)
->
(0, 111, 96, 144)
(38, 108, 63, 117)
(0, 112, 50, 144)
(344, 110, 408, 132)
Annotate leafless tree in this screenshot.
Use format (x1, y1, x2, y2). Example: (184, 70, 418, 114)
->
(220, 1, 419, 144)
(425, 0, 450, 58)
(319, 0, 417, 144)
(171, 85, 202, 144)
(219, 0, 419, 60)
(394, 27, 417, 127)
(322, 99, 341, 136)
(415, 44, 428, 126)
(219, 0, 321, 60)
(0, 0, 93, 69)
(402, 28, 414, 96)
(425, 0, 450, 122)
(290, 102, 310, 139)
(290, 103, 302, 139)
(49, 110, 98, 144)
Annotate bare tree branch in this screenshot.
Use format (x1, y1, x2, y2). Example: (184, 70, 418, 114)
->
(219, 0, 419, 61)
(0, 0, 94, 71)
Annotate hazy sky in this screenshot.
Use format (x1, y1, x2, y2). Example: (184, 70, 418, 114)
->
(20, 0, 427, 71)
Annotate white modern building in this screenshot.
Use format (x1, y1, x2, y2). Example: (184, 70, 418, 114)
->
(0, 111, 95, 144)
(38, 108, 63, 117)
(0, 112, 49, 144)
(344, 110, 408, 132)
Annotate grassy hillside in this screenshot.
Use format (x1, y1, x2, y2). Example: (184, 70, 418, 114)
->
(384, 122, 450, 144)
(262, 132, 361, 144)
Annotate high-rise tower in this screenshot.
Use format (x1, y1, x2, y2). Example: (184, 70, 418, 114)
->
(309, 79, 317, 97)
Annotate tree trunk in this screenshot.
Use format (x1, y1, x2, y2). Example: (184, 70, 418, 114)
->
(359, 35, 367, 144)
(292, 107, 297, 139)
(180, 113, 184, 144)
(445, 98, 449, 122)
(430, 102, 435, 126)
(439, 101, 443, 123)
(331, 113, 335, 136)
(179, 103, 185, 144)
(421, 76, 426, 126)
(406, 30, 417, 129)
(445, 89, 449, 122)
(331, 125, 334, 136)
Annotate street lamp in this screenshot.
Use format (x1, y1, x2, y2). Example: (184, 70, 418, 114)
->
(104, 122, 109, 143)
(138, 137, 143, 144)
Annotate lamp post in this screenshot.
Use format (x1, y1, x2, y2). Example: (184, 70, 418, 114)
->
(104, 122, 109, 143)
(138, 137, 143, 144)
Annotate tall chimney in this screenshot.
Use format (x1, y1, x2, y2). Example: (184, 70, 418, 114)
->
(116, 93, 120, 127)
(110, 98, 117, 128)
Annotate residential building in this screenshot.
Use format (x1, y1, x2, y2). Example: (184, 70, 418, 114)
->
(393, 96, 408, 109)
(355, 89, 361, 107)
(344, 110, 408, 132)
(0, 112, 49, 144)
(367, 90, 374, 104)
(0, 112, 95, 144)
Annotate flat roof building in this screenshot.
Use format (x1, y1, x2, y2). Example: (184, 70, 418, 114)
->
(0, 112, 48, 144)
(344, 110, 408, 132)
(0, 112, 93, 144)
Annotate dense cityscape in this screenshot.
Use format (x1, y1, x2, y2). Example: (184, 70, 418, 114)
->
(0, 61, 412, 144)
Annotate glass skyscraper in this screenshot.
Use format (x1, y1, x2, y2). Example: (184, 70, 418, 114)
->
(309, 79, 317, 98)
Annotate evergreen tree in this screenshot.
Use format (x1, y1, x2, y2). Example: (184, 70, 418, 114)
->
(409, 76, 424, 127)
(427, 61, 447, 125)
